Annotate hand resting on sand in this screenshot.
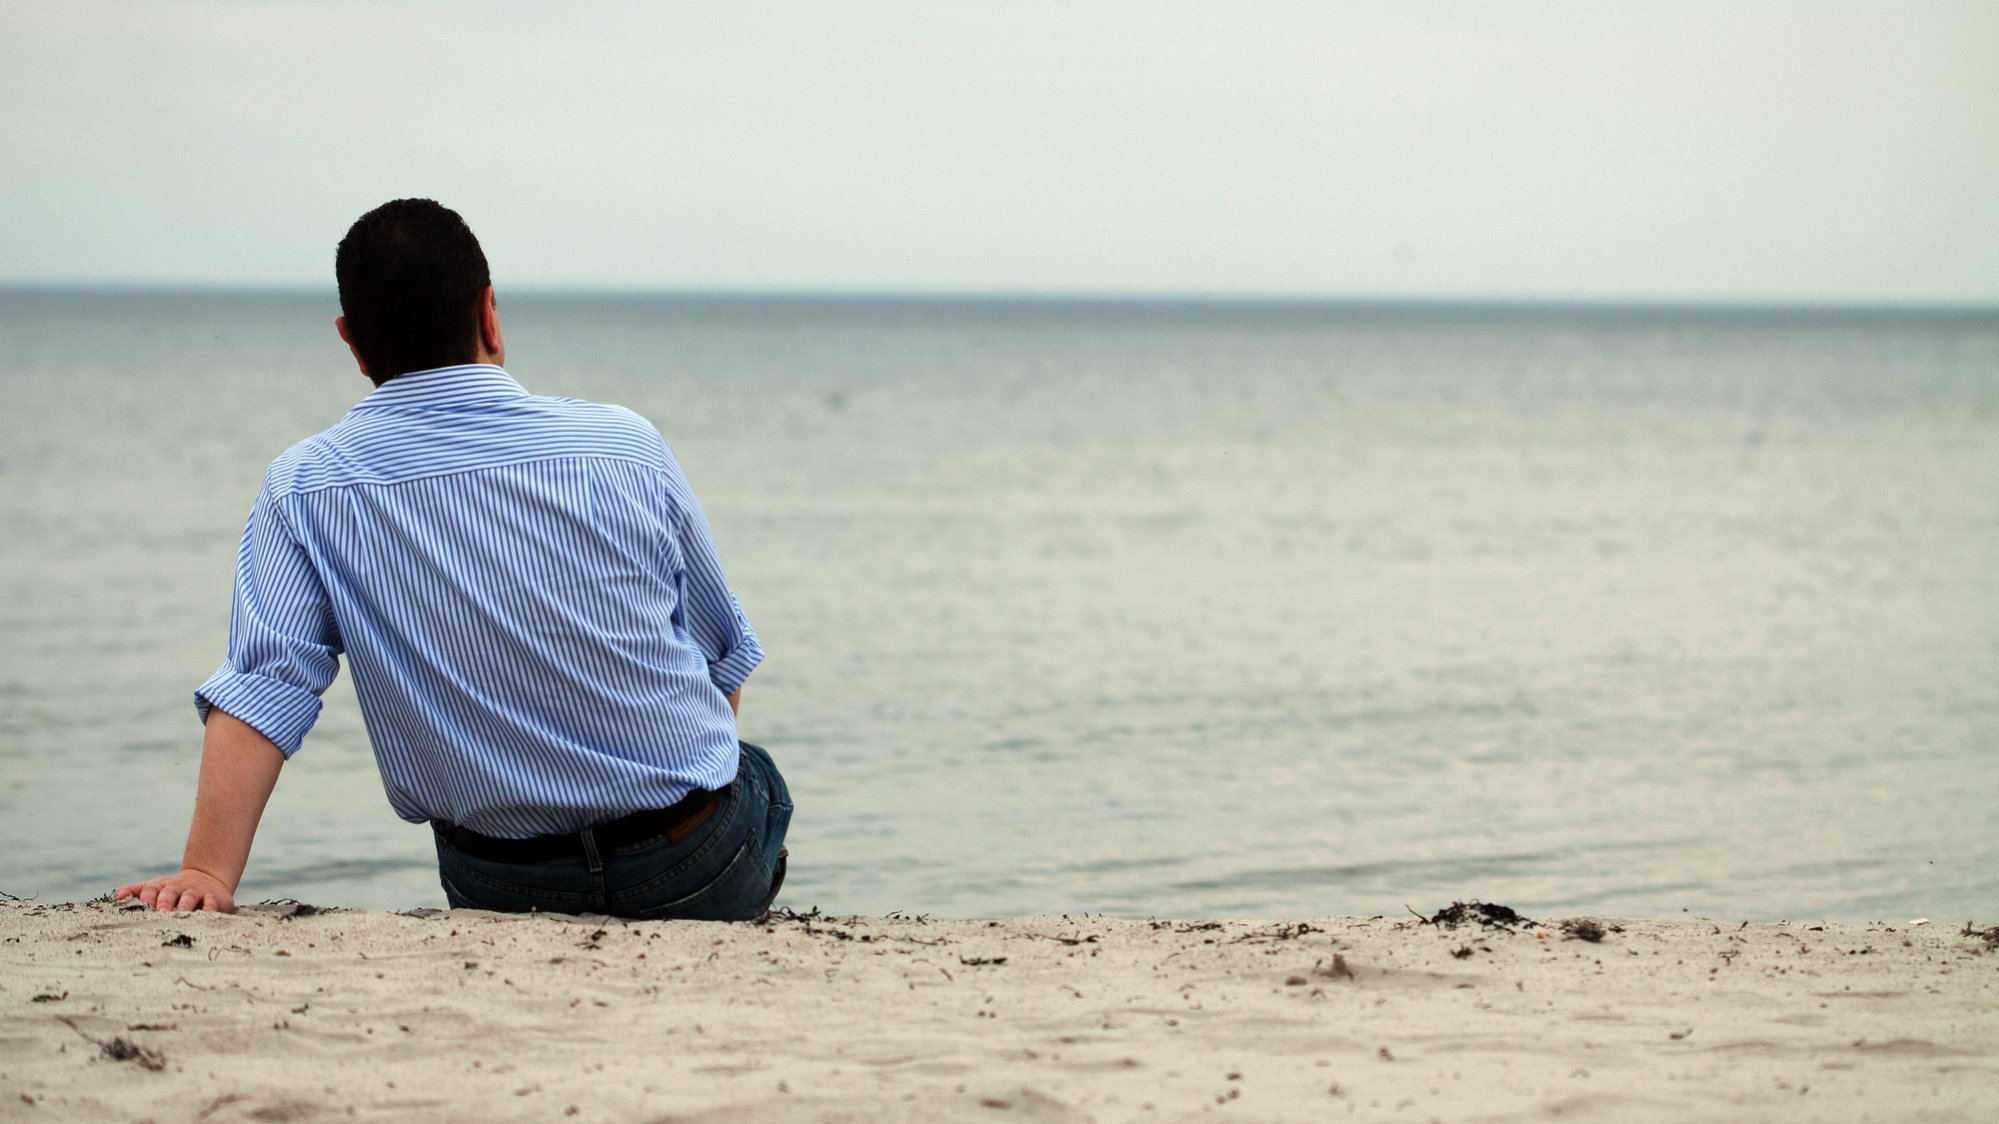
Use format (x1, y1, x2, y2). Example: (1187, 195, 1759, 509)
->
(114, 868, 236, 913)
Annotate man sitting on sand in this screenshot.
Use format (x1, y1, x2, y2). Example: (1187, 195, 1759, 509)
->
(116, 199, 790, 919)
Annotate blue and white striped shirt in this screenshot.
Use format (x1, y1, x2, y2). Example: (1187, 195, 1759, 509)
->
(195, 364, 762, 838)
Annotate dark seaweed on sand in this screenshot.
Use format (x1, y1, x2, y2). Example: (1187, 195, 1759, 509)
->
(1421, 902, 1537, 931)
(258, 899, 326, 920)
(99, 1037, 166, 1070)
(57, 1017, 165, 1071)
(1963, 921, 1999, 951)
(1559, 919, 1613, 942)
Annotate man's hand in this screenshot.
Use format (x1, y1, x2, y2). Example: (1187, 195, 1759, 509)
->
(114, 869, 236, 913)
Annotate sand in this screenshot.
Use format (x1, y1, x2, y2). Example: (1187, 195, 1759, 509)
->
(1, 900, 1994, 1122)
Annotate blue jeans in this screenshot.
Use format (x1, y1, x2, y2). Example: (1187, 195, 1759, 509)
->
(432, 742, 792, 921)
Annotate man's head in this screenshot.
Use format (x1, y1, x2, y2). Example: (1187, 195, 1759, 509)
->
(334, 199, 495, 384)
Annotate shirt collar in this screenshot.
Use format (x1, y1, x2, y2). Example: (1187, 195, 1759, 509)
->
(350, 364, 529, 411)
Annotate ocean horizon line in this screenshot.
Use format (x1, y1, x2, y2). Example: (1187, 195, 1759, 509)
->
(2, 282, 1995, 319)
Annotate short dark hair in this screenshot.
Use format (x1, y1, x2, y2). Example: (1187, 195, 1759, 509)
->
(335, 199, 491, 383)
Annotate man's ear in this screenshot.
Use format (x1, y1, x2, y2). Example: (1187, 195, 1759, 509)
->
(476, 286, 505, 366)
(334, 316, 372, 381)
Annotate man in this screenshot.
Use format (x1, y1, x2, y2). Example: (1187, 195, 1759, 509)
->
(116, 199, 789, 919)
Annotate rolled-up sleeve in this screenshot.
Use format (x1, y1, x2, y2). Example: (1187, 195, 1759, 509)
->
(193, 485, 341, 755)
(657, 448, 763, 696)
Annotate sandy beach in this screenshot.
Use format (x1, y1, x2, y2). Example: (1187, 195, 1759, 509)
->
(2, 900, 1993, 1122)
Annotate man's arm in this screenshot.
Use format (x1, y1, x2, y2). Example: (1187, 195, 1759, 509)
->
(654, 444, 763, 699)
(114, 710, 284, 913)
(128, 477, 339, 911)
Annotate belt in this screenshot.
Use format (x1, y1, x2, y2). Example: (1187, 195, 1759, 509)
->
(435, 786, 723, 864)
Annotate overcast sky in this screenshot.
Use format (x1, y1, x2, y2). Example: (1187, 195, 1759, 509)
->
(4, 1, 1994, 303)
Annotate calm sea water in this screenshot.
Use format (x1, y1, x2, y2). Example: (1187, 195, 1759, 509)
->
(1, 292, 1993, 922)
